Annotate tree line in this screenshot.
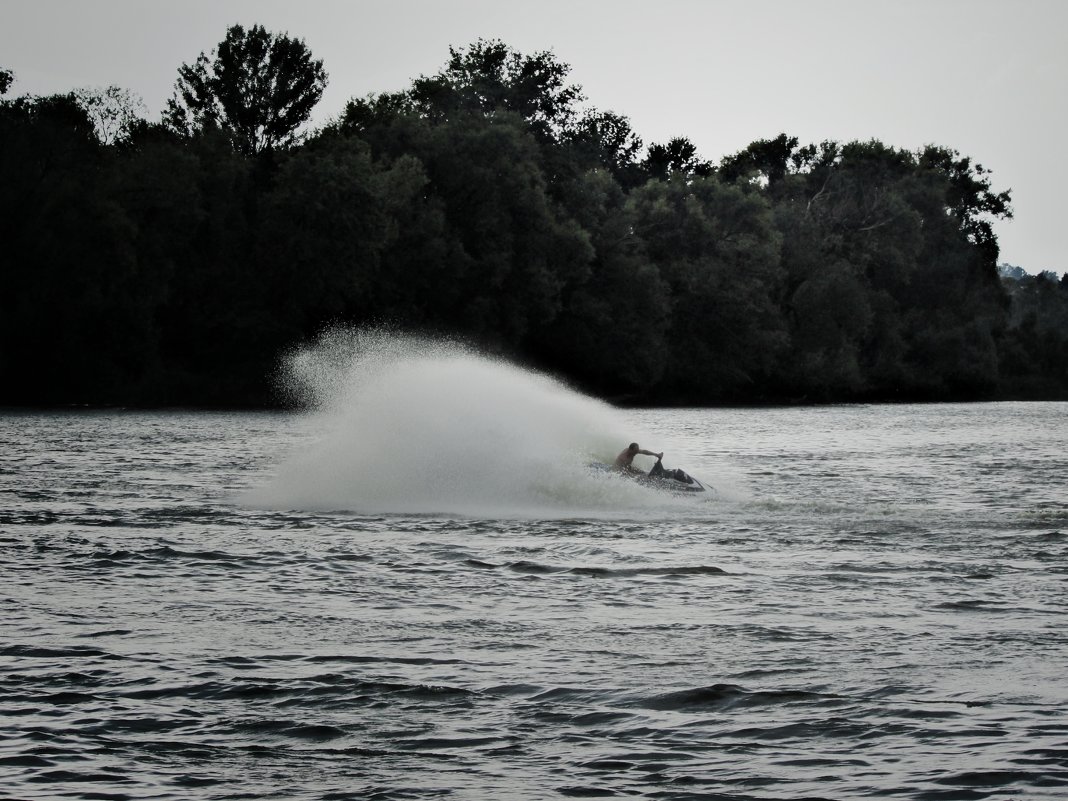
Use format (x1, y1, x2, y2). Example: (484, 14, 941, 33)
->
(1, 28, 1065, 407)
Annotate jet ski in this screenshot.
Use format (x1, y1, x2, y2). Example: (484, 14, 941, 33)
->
(589, 457, 709, 494)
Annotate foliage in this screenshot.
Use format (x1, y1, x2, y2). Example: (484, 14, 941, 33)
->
(997, 270, 1068, 396)
(164, 23, 327, 156)
(530, 169, 670, 396)
(561, 109, 645, 187)
(73, 85, 147, 145)
(719, 133, 798, 186)
(0, 93, 153, 402)
(2, 33, 1060, 407)
(628, 177, 785, 399)
(723, 134, 1018, 400)
(642, 137, 714, 182)
(408, 38, 585, 142)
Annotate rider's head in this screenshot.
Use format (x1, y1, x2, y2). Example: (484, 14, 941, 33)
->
(629, 442, 640, 453)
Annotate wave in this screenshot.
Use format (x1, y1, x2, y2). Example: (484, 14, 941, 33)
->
(464, 559, 729, 578)
(639, 683, 830, 712)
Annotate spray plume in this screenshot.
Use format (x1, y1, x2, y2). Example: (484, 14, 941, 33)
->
(249, 327, 699, 516)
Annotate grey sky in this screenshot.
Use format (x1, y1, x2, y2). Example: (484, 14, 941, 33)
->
(4, 0, 1065, 274)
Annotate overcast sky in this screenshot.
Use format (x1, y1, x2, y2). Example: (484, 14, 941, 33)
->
(4, 0, 1065, 274)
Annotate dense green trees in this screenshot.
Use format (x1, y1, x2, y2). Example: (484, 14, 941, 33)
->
(998, 269, 1068, 396)
(0, 93, 146, 403)
(731, 138, 1017, 400)
(627, 176, 784, 399)
(2, 32, 1063, 406)
(407, 39, 584, 141)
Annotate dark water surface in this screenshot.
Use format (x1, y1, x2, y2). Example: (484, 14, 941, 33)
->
(2, 404, 1066, 800)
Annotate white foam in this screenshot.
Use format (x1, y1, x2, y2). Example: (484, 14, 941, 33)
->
(246, 327, 706, 517)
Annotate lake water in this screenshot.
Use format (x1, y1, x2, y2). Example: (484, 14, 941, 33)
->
(2, 343, 1067, 800)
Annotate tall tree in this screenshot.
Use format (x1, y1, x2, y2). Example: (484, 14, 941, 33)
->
(407, 112, 593, 346)
(0, 93, 155, 403)
(164, 23, 327, 156)
(408, 39, 584, 142)
(73, 85, 146, 145)
(257, 136, 404, 339)
(628, 176, 785, 399)
(561, 109, 645, 187)
(532, 168, 670, 396)
(719, 133, 800, 188)
(760, 136, 1014, 399)
(642, 137, 714, 182)
(917, 145, 1012, 270)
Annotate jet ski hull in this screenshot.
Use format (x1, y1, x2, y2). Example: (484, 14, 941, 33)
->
(588, 462, 709, 494)
(635, 471, 708, 494)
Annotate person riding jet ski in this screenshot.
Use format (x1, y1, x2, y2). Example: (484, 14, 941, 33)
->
(615, 443, 695, 485)
(614, 442, 662, 474)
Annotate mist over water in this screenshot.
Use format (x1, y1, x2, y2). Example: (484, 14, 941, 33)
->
(251, 328, 707, 515)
